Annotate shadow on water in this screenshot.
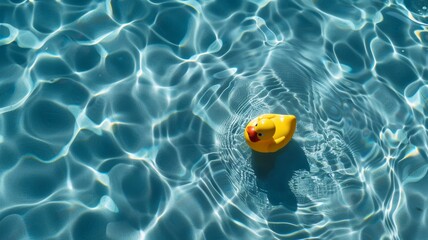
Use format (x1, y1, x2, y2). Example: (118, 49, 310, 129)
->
(251, 139, 309, 211)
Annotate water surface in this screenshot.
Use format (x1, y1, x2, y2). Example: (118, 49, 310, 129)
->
(0, 0, 427, 239)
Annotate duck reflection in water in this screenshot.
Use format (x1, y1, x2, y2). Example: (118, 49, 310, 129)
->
(251, 139, 309, 211)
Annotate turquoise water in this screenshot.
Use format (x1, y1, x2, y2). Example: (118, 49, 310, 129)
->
(0, 0, 427, 239)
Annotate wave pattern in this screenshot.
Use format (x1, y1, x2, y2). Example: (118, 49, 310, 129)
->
(0, 0, 427, 239)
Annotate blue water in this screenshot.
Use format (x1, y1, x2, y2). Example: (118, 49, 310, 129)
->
(0, 0, 427, 239)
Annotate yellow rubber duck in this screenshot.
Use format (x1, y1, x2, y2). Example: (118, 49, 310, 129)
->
(244, 114, 296, 153)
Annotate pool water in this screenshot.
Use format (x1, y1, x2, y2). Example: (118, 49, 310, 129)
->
(0, 0, 427, 239)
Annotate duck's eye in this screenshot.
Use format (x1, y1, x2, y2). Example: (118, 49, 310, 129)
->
(255, 123, 258, 127)
(258, 133, 263, 137)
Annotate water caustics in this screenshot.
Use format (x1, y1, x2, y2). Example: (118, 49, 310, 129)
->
(0, 0, 427, 239)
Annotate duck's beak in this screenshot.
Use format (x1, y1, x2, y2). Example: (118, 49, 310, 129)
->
(246, 126, 260, 142)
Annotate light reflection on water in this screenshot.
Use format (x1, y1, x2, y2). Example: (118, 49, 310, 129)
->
(0, 0, 427, 239)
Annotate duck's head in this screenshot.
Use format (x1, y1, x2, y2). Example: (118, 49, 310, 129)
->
(245, 118, 276, 142)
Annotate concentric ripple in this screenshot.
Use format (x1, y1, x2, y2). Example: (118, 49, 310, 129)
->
(0, 0, 427, 239)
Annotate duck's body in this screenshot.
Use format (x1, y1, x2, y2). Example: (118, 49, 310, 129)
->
(244, 114, 296, 153)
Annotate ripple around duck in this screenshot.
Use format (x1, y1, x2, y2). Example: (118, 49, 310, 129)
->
(214, 48, 342, 211)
